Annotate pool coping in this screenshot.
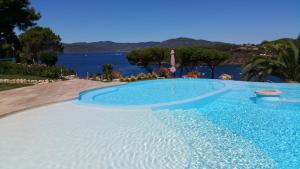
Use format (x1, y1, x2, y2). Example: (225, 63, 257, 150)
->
(78, 79, 233, 109)
(77, 79, 300, 109)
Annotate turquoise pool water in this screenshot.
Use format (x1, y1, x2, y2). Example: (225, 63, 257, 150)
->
(79, 79, 300, 168)
(79, 79, 227, 107)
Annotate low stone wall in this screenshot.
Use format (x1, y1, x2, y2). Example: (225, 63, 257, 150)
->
(0, 79, 58, 84)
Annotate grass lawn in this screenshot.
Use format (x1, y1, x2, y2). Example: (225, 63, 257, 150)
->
(0, 83, 33, 91)
(0, 75, 50, 80)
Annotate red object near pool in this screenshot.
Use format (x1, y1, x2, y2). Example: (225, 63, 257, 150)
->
(255, 90, 282, 97)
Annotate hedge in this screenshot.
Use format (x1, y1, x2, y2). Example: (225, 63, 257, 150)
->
(0, 62, 74, 79)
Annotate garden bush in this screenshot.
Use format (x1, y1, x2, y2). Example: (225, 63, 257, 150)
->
(0, 62, 74, 79)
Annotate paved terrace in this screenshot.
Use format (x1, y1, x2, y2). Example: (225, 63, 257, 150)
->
(0, 79, 125, 117)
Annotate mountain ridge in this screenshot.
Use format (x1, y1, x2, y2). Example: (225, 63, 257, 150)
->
(63, 37, 236, 53)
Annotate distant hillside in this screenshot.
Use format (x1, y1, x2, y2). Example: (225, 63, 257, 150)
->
(63, 38, 234, 53)
(61, 35, 300, 65)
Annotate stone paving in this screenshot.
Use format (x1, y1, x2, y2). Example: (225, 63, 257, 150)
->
(0, 79, 125, 117)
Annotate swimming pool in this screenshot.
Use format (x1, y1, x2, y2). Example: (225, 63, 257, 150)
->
(79, 79, 227, 108)
(80, 79, 300, 168)
(0, 79, 299, 169)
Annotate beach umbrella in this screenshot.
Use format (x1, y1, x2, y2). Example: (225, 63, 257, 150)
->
(169, 49, 176, 73)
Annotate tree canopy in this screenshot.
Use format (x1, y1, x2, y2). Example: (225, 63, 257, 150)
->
(192, 48, 229, 79)
(0, 0, 40, 57)
(175, 47, 196, 75)
(127, 47, 170, 72)
(127, 47, 230, 78)
(148, 47, 169, 67)
(19, 26, 63, 65)
(102, 64, 113, 81)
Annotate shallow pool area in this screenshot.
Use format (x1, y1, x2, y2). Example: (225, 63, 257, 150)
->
(79, 79, 226, 108)
(0, 79, 299, 169)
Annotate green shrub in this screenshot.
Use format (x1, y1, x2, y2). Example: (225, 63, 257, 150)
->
(0, 62, 74, 79)
(40, 52, 58, 66)
(101, 64, 113, 81)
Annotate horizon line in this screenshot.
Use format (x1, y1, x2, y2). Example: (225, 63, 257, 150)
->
(61, 35, 297, 45)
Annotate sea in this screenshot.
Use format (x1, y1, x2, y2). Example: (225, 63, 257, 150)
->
(57, 52, 281, 82)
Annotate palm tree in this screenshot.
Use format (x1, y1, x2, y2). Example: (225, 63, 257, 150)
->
(242, 40, 300, 82)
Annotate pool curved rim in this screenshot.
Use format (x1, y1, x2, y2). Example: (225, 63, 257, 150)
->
(78, 79, 232, 109)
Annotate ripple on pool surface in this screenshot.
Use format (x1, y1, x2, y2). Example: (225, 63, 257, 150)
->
(194, 84, 300, 169)
(0, 102, 190, 169)
(0, 102, 278, 169)
(154, 109, 277, 169)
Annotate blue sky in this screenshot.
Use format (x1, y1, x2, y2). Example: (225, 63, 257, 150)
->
(31, 0, 300, 44)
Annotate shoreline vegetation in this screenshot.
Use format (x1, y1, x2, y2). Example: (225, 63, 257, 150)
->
(0, 62, 75, 91)
(0, 62, 74, 79)
(86, 35, 300, 83)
